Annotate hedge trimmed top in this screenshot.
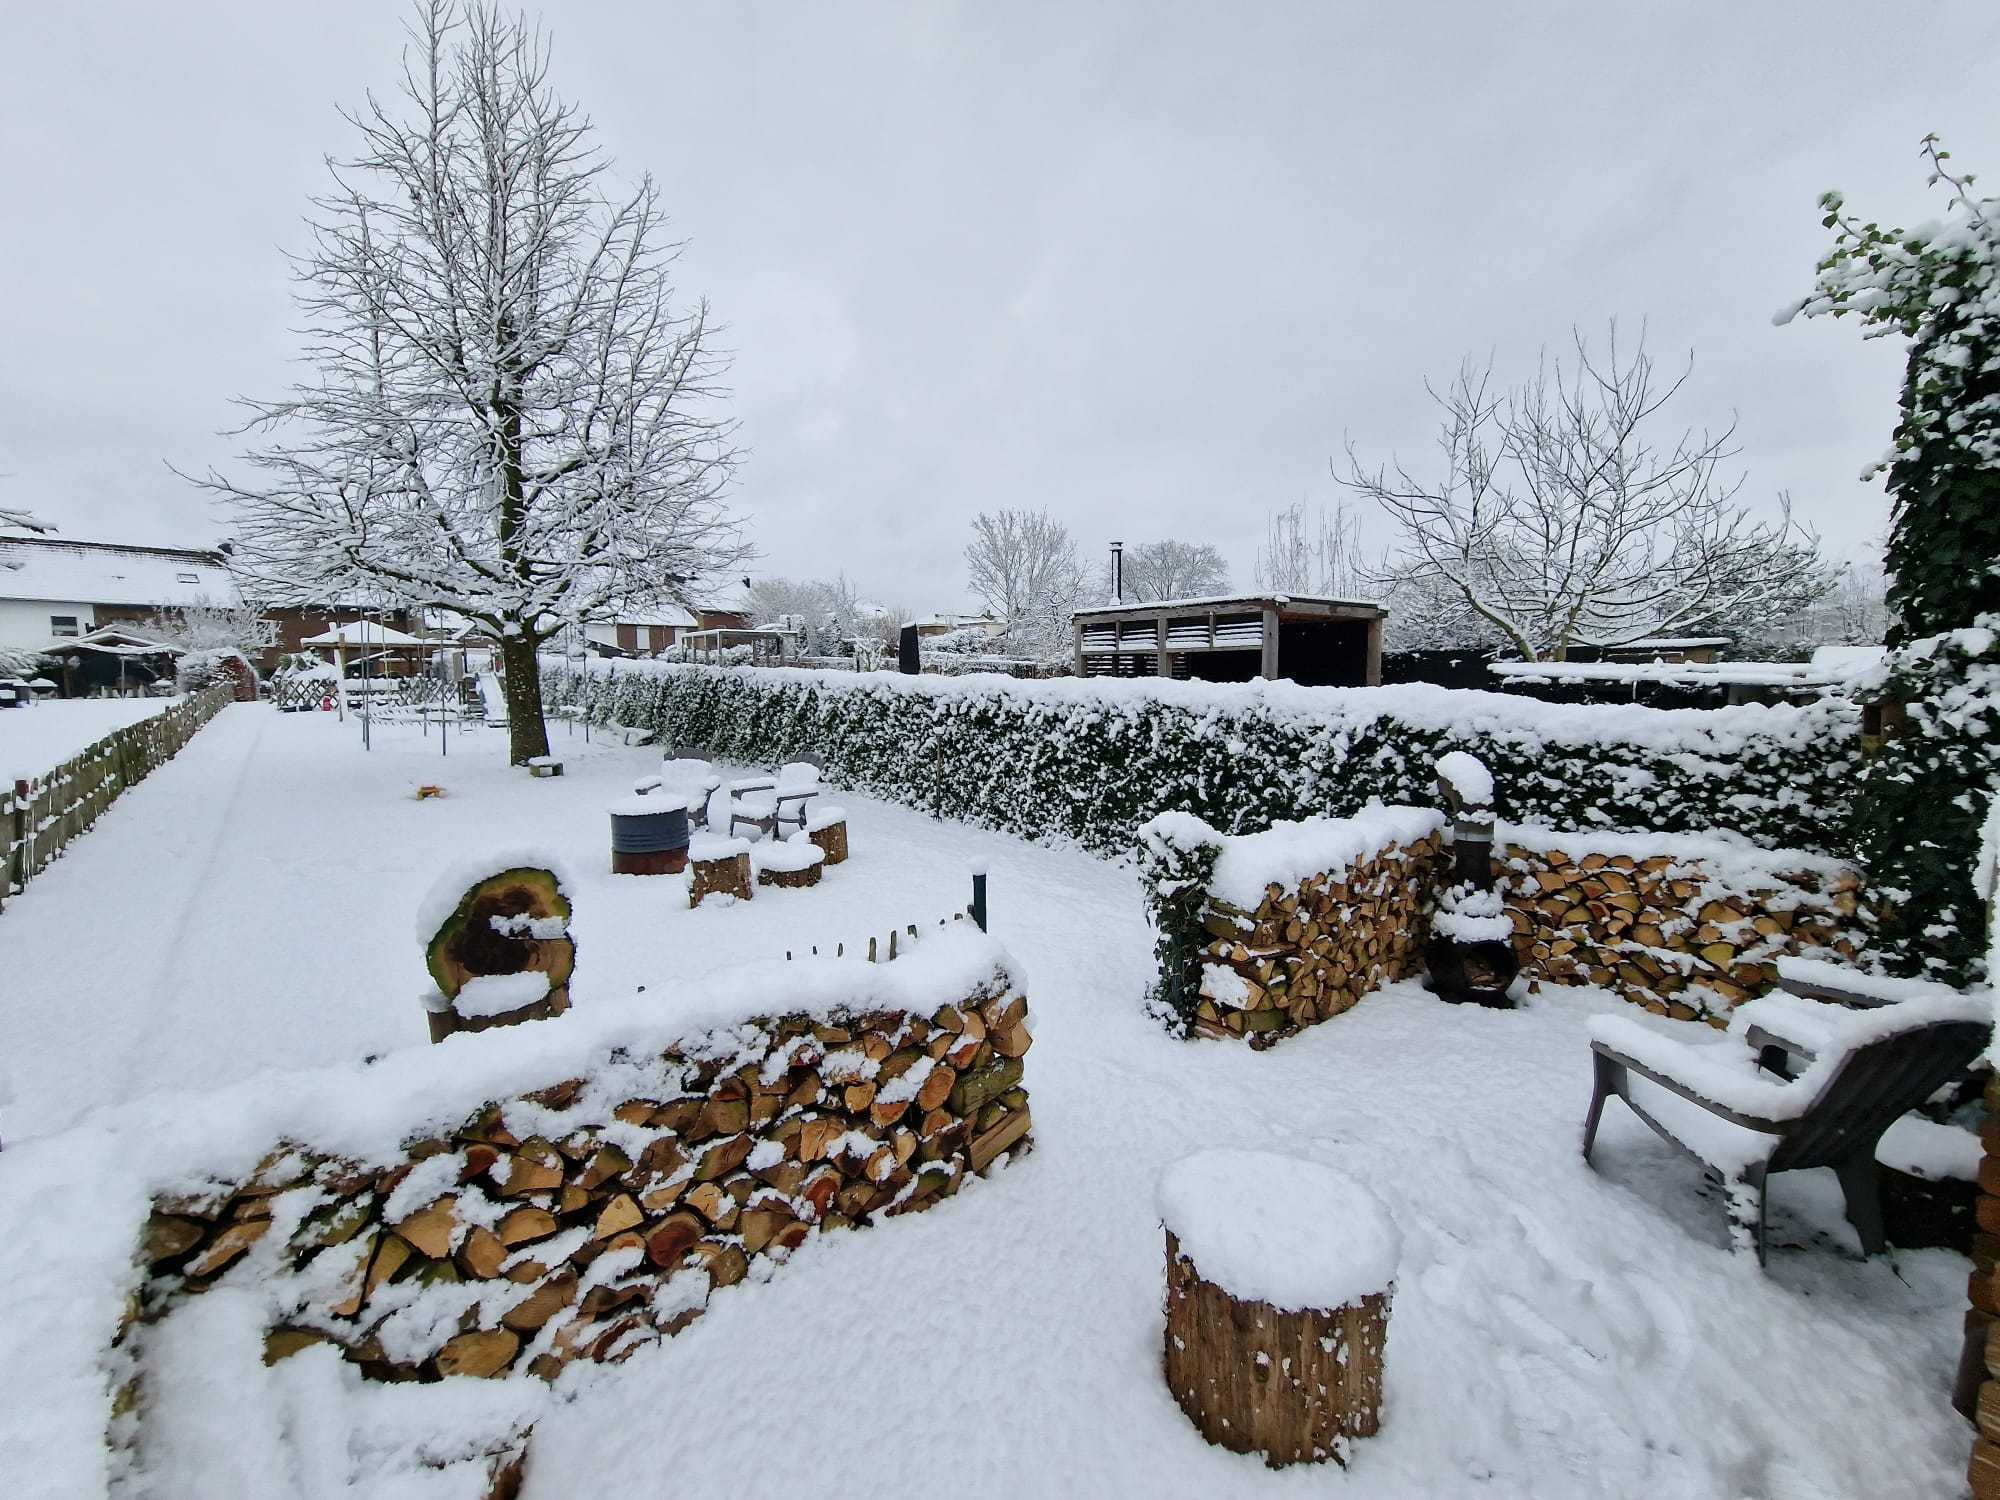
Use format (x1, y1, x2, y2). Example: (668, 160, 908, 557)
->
(543, 658, 1862, 858)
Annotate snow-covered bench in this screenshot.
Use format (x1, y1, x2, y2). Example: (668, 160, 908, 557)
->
(1581, 974, 1990, 1265)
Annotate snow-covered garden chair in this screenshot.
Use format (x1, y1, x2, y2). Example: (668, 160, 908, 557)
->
(726, 756, 824, 841)
(1581, 977, 1988, 1265)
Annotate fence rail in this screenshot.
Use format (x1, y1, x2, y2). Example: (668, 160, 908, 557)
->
(2, 686, 234, 912)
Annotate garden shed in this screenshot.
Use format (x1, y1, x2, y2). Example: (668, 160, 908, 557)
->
(1072, 593, 1385, 685)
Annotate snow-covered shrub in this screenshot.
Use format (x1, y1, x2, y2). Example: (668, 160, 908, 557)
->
(541, 658, 1862, 857)
(173, 648, 254, 697)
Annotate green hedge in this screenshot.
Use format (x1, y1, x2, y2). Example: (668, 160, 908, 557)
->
(1853, 619, 2000, 984)
(542, 658, 1861, 858)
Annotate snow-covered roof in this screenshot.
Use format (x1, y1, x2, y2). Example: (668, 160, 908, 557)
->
(1808, 644, 1888, 678)
(0, 538, 238, 609)
(1599, 635, 1733, 652)
(595, 604, 698, 628)
(1073, 592, 1385, 619)
(1489, 659, 1837, 690)
(300, 621, 432, 648)
(906, 612, 1002, 630)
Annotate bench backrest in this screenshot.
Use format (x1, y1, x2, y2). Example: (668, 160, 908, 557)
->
(1771, 1020, 1989, 1172)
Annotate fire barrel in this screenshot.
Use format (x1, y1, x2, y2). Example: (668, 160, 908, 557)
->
(609, 793, 691, 875)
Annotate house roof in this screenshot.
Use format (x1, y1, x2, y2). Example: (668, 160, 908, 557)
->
(596, 605, 699, 628)
(300, 621, 432, 648)
(0, 537, 239, 609)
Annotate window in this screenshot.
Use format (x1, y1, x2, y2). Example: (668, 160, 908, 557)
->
(176, 571, 200, 584)
(50, 615, 79, 637)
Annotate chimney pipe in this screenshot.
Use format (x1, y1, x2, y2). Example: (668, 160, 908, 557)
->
(1110, 541, 1123, 605)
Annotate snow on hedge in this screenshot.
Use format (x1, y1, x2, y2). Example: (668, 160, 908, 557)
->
(0, 926, 1012, 1499)
(542, 658, 1860, 856)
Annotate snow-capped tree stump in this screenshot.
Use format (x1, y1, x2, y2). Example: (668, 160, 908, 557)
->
(756, 839, 826, 890)
(689, 838, 753, 906)
(806, 808, 849, 865)
(1157, 1151, 1400, 1468)
(420, 865, 575, 1043)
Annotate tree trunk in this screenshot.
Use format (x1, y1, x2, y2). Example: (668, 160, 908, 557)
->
(500, 635, 551, 765)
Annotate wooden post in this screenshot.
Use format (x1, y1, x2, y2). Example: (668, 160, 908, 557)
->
(1363, 614, 1384, 687)
(970, 868, 988, 931)
(1259, 607, 1281, 681)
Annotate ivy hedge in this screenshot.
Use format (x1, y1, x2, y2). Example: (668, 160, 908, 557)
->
(1853, 619, 2000, 985)
(542, 658, 1862, 858)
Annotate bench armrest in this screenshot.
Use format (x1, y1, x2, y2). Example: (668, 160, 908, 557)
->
(1589, 1039, 1790, 1135)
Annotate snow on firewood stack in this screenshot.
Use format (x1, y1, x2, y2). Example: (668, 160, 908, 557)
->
(1137, 807, 1447, 1045)
(417, 855, 577, 1043)
(1158, 1149, 1400, 1468)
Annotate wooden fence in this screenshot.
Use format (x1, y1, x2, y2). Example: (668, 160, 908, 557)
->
(1, 686, 234, 912)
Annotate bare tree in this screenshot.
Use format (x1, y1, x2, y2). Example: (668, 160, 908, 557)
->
(1102, 539, 1229, 602)
(186, 2, 746, 761)
(965, 508, 1087, 657)
(1253, 500, 1365, 598)
(1340, 326, 1833, 661)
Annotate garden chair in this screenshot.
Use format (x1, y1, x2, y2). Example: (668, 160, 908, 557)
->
(727, 754, 825, 841)
(1581, 983, 1989, 1265)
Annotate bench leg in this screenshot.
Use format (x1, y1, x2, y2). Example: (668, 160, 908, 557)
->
(1582, 1051, 1619, 1165)
(1725, 1165, 1770, 1267)
(1835, 1154, 1887, 1258)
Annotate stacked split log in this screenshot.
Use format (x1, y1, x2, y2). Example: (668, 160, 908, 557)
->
(1966, 1074, 2000, 1497)
(1187, 834, 1443, 1047)
(122, 986, 1034, 1389)
(1498, 845, 1864, 1023)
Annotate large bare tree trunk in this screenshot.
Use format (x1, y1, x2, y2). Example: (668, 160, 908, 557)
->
(500, 636, 550, 765)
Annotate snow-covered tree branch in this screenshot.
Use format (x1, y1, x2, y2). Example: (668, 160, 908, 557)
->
(1340, 325, 1833, 661)
(184, 1, 746, 759)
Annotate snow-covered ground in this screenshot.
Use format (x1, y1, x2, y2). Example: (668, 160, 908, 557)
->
(0, 705, 1973, 1497)
(0, 696, 172, 782)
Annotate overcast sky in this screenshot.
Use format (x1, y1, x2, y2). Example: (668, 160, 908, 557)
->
(5, 1, 1998, 614)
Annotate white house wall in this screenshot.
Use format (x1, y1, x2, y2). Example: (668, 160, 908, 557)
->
(0, 597, 99, 650)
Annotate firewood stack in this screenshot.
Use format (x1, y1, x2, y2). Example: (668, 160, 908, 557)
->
(1964, 1073, 2000, 1497)
(122, 987, 1034, 1389)
(1188, 834, 1444, 1046)
(1498, 846, 1864, 1022)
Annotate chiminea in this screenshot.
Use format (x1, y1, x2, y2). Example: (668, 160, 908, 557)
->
(1423, 752, 1520, 1009)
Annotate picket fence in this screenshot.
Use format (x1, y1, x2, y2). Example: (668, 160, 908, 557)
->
(1, 685, 234, 913)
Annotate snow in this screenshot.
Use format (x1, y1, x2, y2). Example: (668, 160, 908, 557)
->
(1433, 749, 1493, 807)
(1590, 986, 1990, 1126)
(0, 703, 1980, 1498)
(605, 793, 688, 817)
(0, 696, 174, 782)
(451, 971, 552, 1019)
(412, 849, 578, 948)
(805, 804, 847, 832)
(0, 537, 237, 609)
(1141, 804, 1444, 910)
(1878, 1116, 1982, 1183)
(1157, 1149, 1401, 1311)
(1776, 956, 1969, 1007)
(751, 837, 825, 874)
(688, 833, 749, 861)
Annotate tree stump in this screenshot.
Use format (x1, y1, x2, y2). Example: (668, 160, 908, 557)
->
(1157, 1150, 1399, 1468)
(689, 839, 753, 906)
(807, 808, 849, 865)
(755, 839, 826, 890)
(421, 865, 575, 1043)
